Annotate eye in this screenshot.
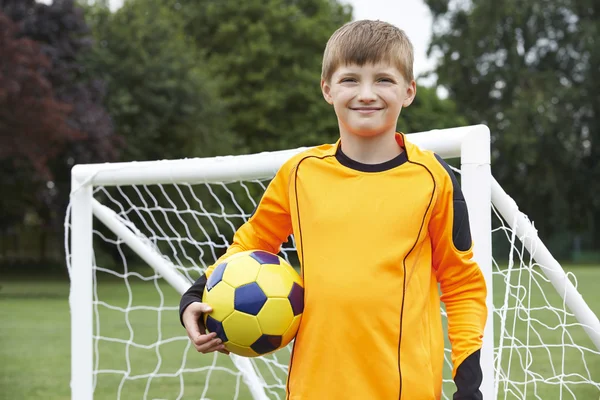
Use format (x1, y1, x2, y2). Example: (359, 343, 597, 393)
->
(378, 77, 395, 83)
(339, 77, 357, 83)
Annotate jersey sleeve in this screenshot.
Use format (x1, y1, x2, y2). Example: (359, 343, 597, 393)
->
(179, 162, 294, 323)
(429, 155, 487, 398)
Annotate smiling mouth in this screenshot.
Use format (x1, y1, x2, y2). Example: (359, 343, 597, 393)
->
(351, 107, 383, 113)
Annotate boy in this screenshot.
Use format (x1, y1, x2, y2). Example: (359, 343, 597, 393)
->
(180, 20, 487, 400)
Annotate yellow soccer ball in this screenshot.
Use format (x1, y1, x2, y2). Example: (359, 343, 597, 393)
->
(202, 250, 304, 357)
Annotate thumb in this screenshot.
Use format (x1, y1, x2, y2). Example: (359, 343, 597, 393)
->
(183, 302, 212, 327)
(183, 303, 211, 339)
(184, 302, 212, 318)
(190, 302, 213, 314)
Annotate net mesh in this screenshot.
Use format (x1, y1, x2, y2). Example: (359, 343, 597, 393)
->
(489, 206, 600, 399)
(66, 174, 600, 399)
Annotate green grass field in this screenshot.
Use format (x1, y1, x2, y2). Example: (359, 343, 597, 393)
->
(1, 266, 599, 400)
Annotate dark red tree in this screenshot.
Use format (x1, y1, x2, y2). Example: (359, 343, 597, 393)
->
(0, 12, 81, 179)
(0, 1, 119, 261)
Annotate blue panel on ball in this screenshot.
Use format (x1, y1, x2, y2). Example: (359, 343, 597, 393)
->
(234, 282, 267, 315)
(251, 334, 282, 355)
(288, 282, 304, 316)
(205, 315, 228, 343)
(206, 262, 227, 291)
(250, 250, 280, 265)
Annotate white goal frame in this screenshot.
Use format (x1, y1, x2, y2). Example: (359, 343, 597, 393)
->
(68, 124, 600, 399)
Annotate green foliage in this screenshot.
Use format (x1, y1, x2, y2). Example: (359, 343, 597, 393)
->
(81, 1, 232, 161)
(425, 0, 600, 256)
(398, 85, 468, 133)
(0, 0, 475, 263)
(159, 0, 353, 153)
(84, 0, 471, 167)
(75, 0, 354, 267)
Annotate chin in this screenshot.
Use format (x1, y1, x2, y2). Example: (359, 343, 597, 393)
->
(347, 124, 391, 138)
(349, 129, 387, 138)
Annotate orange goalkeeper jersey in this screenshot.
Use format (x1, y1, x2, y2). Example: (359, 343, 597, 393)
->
(181, 133, 487, 399)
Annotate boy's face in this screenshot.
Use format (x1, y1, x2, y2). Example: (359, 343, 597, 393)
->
(321, 62, 416, 139)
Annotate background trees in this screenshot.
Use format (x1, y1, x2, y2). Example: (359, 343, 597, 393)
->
(424, 0, 599, 258)
(1, 0, 595, 264)
(167, 0, 353, 153)
(81, 0, 231, 162)
(0, 0, 116, 262)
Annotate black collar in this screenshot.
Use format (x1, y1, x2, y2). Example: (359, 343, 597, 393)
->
(335, 146, 408, 172)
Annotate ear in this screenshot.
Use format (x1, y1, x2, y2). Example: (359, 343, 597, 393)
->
(321, 79, 333, 105)
(402, 80, 417, 107)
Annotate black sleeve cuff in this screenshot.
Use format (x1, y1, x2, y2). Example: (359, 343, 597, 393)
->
(453, 349, 483, 400)
(179, 274, 207, 326)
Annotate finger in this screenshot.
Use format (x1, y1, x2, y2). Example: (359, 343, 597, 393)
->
(184, 316, 207, 341)
(190, 331, 216, 346)
(197, 315, 207, 335)
(183, 302, 213, 321)
(185, 321, 202, 341)
(194, 337, 223, 354)
(206, 343, 228, 354)
(192, 335, 217, 351)
(204, 343, 227, 354)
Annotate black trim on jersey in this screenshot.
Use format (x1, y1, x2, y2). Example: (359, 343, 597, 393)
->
(336, 146, 408, 172)
(179, 274, 207, 326)
(398, 157, 437, 400)
(286, 154, 336, 399)
(433, 154, 472, 252)
(453, 349, 483, 400)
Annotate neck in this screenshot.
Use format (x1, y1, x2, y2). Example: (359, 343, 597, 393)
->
(339, 132, 402, 164)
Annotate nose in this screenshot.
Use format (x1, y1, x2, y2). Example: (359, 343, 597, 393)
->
(357, 83, 377, 103)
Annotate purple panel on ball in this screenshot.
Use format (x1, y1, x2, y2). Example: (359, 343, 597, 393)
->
(234, 282, 267, 315)
(251, 334, 282, 355)
(206, 262, 227, 291)
(288, 282, 304, 316)
(249, 250, 280, 265)
(205, 315, 228, 343)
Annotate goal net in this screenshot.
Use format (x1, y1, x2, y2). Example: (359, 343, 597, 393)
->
(66, 125, 600, 399)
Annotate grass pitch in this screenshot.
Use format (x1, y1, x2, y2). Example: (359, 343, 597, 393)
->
(1, 265, 599, 399)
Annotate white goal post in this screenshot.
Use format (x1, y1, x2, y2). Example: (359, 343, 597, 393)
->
(67, 124, 600, 399)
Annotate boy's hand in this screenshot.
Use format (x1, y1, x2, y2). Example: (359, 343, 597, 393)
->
(182, 302, 229, 355)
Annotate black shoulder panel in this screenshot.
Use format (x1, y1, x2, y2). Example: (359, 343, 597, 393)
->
(434, 154, 472, 251)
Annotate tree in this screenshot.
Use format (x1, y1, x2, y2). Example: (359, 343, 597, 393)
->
(156, 0, 353, 153)
(1, 0, 118, 261)
(424, 0, 600, 257)
(0, 12, 80, 176)
(79, 1, 243, 265)
(0, 11, 81, 230)
(160, 0, 464, 152)
(81, 1, 231, 161)
(2, 0, 116, 167)
(398, 85, 468, 134)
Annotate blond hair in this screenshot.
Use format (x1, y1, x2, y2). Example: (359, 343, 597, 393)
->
(321, 20, 414, 83)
